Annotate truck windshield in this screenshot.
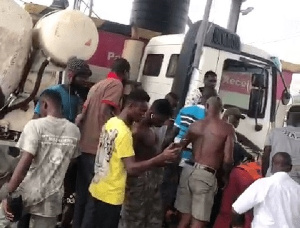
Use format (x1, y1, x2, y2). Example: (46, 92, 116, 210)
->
(219, 59, 268, 114)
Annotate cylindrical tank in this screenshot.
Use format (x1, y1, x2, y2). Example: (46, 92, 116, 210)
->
(34, 10, 99, 66)
(130, 0, 190, 34)
(122, 39, 145, 81)
(0, 0, 33, 99)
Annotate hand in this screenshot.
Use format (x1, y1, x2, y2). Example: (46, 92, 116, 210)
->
(160, 143, 181, 163)
(1, 199, 14, 221)
(221, 176, 229, 190)
(75, 114, 83, 126)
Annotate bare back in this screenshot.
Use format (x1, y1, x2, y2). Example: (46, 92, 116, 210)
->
(132, 123, 158, 161)
(187, 118, 235, 170)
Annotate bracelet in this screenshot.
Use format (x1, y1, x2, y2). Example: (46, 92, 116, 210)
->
(0, 183, 9, 201)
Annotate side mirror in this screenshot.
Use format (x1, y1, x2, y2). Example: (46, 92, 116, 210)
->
(248, 88, 264, 131)
(281, 89, 291, 105)
(252, 73, 267, 88)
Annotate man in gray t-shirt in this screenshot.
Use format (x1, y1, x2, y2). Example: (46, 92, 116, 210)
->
(263, 107, 300, 184)
(0, 90, 80, 228)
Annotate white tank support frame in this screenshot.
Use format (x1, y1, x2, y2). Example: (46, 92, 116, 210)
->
(73, 0, 100, 18)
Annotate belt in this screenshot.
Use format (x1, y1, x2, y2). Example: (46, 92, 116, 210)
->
(185, 160, 216, 175)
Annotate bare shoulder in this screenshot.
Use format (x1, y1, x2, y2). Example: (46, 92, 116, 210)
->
(132, 124, 147, 139)
(190, 119, 205, 128)
(189, 119, 205, 131)
(222, 121, 235, 135)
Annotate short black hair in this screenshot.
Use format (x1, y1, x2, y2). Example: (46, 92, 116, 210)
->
(111, 58, 130, 74)
(151, 99, 173, 117)
(40, 89, 62, 109)
(287, 106, 300, 126)
(273, 152, 292, 167)
(126, 89, 150, 105)
(204, 71, 217, 78)
(165, 92, 179, 101)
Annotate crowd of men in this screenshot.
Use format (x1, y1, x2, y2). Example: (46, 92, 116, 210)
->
(0, 57, 299, 228)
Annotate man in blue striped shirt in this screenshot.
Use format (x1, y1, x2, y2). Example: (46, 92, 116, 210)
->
(174, 87, 217, 167)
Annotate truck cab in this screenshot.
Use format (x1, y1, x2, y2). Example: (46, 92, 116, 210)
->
(138, 22, 290, 150)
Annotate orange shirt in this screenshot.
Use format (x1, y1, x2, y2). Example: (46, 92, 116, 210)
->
(80, 73, 123, 154)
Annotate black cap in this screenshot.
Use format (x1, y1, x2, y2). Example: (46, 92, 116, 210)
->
(224, 108, 245, 119)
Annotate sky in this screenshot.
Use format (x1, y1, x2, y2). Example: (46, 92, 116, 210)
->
(16, 0, 300, 93)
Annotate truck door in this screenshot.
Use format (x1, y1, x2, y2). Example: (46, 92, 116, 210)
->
(216, 51, 272, 150)
(138, 44, 181, 103)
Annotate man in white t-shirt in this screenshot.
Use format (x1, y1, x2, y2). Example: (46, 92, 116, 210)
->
(233, 152, 300, 228)
(262, 106, 300, 183)
(0, 90, 81, 228)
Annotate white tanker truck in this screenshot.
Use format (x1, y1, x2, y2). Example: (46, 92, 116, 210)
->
(0, 0, 99, 146)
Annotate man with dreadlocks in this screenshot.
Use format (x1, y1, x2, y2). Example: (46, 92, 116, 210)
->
(33, 57, 92, 122)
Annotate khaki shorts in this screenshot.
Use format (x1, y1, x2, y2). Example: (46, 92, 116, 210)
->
(175, 165, 217, 222)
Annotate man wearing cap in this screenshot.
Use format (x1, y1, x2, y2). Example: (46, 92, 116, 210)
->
(223, 108, 245, 133)
(223, 107, 261, 154)
(223, 108, 253, 165)
(73, 58, 130, 228)
(33, 57, 92, 122)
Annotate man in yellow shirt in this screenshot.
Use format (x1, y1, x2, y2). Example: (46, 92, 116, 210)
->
(86, 89, 181, 228)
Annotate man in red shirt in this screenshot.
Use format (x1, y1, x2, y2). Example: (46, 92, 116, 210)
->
(214, 157, 262, 228)
(73, 58, 130, 228)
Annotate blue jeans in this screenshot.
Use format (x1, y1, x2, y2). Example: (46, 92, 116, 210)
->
(72, 153, 95, 228)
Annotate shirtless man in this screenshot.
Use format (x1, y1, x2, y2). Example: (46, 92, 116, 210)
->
(175, 96, 235, 228)
(119, 99, 174, 228)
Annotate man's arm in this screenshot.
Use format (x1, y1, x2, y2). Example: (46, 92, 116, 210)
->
(232, 179, 264, 215)
(262, 146, 271, 177)
(179, 123, 196, 149)
(262, 131, 272, 177)
(222, 126, 235, 185)
(5, 121, 38, 194)
(122, 144, 181, 175)
(98, 103, 116, 124)
(162, 125, 179, 150)
(231, 210, 245, 228)
(7, 151, 33, 193)
(0, 151, 33, 201)
(98, 82, 123, 124)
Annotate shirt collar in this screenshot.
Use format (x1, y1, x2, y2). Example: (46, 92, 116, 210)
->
(107, 72, 122, 81)
(272, 171, 290, 179)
